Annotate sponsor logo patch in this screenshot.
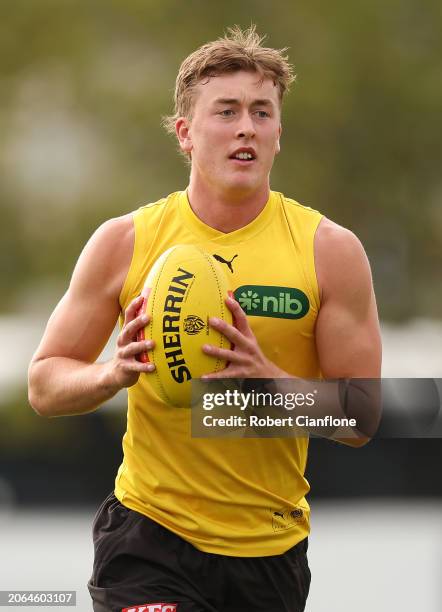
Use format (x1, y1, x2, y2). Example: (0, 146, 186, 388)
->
(122, 604, 177, 612)
(234, 285, 310, 319)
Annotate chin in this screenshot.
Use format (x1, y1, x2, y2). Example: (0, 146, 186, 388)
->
(225, 174, 259, 193)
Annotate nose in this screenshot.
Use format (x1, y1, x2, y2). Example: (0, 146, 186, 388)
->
(236, 111, 256, 139)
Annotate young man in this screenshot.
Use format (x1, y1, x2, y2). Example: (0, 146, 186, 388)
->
(28, 27, 381, 612)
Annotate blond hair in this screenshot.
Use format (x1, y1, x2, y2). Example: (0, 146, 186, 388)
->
(163, 25, 295, 135)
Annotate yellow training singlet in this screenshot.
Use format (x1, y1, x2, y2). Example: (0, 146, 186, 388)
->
(114, 190, 323, 556)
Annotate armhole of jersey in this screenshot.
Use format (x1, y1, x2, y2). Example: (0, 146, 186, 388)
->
(308, 214, 323, 313)
(281, 196, 323, 314)
(119, 207, 145, 312)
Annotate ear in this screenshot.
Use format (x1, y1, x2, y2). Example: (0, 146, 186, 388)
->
(175, 117, 193, 154)
(275, 123, 282, 154)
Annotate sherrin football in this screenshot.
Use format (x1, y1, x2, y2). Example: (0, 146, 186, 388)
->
(137, 244, 233, 406)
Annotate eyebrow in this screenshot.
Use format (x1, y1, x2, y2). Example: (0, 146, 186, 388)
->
(213, 97, 274, 107)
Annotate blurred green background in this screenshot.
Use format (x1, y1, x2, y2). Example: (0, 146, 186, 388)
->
(1, 1, 441, 506)
(1, 0, 441, 319)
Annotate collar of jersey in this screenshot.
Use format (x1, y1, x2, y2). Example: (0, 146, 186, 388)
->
(178, 189, 278, 245)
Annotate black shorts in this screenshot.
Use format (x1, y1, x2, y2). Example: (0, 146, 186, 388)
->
(88, 493, 311, 612)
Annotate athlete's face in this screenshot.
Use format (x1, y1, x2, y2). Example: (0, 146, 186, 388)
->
(176, 71, 282, 198)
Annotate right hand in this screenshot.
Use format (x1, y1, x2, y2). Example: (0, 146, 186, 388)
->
(105, 294, 156, 390)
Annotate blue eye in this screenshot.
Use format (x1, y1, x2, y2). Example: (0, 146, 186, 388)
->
(220, 109, 234, 116)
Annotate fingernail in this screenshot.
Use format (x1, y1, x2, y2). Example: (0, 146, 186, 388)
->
(203, 344, 212, 352)
(146, 363, 155, 371)
(209, 317, 220, 325)
(145, 340, 153, 349)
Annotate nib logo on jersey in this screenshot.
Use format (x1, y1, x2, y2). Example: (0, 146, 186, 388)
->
(234, 285, 309, 319)
(122, 604, 177, 612)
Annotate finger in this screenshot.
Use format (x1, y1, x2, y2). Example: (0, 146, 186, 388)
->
(208, 317, 250, 349)
(123, 295, 145, 326)
(119, 340, 155, 359)
(201, 366, 241, 380)
(202, 344, 244, 364)
(120, 313, 150, 344)
(225, 295, 253, 338)
(124, 360, 156, 373)
(140, 286, 152, 300)
(134, 287, 152, 321)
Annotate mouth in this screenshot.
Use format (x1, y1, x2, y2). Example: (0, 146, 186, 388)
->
(229, 148, 256, 164)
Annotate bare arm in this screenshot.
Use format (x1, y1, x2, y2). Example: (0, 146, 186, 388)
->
(28, 215, 154, 417)
(314, 217, 382, 379)
(312, 217, 382, 444)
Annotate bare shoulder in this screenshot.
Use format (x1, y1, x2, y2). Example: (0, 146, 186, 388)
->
(71, 212, 135, 301)
(30, 213, 136, 364)
(315, 216, 366, 259)
(87, 212, 134, 254)
(314, 217, 373, 303)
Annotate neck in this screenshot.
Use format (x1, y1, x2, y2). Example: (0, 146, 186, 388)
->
(187, 176, 271, 233)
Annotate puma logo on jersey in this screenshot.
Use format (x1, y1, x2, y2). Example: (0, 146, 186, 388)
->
(213, 253, 238, 273)
(122, 604, 177, 612)
(271, 506, 305, 531)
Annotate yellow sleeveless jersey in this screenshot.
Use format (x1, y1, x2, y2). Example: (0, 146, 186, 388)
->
(114, 190, 323, 556)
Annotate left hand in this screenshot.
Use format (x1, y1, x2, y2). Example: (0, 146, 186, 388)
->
(201, 295, 288, 379)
